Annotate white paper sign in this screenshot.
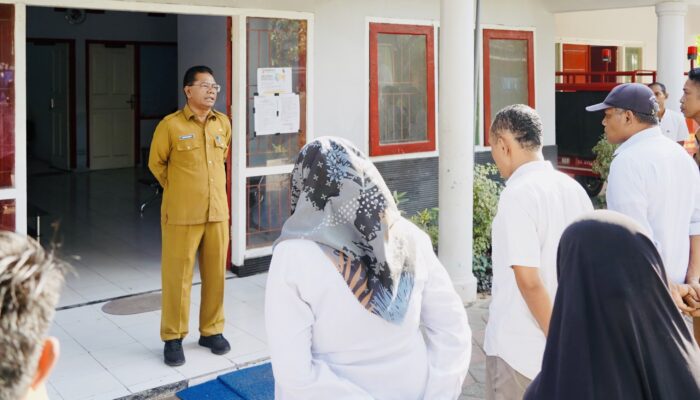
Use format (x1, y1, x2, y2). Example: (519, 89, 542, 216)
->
(253, 93, 301, 136)
(278, 94, 300, 134)
(254, 96, 281, 136)
(257, 67, 293, 95)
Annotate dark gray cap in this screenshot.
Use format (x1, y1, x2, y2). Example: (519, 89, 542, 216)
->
(585, 83, 658, 115)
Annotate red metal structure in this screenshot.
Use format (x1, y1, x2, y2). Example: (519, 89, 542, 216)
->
(555, 66, 699, 196)
(554, 70, 657, 196)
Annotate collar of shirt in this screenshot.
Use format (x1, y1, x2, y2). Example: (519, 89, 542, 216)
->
(183, 104, 217, 121)
(506, 160, 553, 187)
(613, 126, 662, 156)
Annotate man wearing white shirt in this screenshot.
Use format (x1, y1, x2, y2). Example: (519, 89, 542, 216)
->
(648, 82, 689, 145)
(484, 105, 593, 400)
(587, 83, 700, 328)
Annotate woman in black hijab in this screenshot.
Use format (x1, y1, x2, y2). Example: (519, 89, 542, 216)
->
(524, 210, 700, 400)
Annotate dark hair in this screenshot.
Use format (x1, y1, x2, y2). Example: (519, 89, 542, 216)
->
(648, 82, 667, 95)
(183, 65, 214, 88)
(490, 104, 542, 151)
(689, 68, 700, 83)
(631, 110, 659, 126)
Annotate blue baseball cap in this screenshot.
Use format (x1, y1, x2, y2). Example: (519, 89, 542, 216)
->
(585, 83, 659, 116)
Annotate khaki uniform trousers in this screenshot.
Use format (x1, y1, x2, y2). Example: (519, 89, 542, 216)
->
(485, 356, 532, 400)
(160, 221, 228, 341)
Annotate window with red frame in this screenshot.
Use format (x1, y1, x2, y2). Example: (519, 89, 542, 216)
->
(483, 29, 535, 146)
(369, 23, 435, 156)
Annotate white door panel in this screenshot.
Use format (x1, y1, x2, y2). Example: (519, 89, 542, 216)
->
(89, 43, 135, 170)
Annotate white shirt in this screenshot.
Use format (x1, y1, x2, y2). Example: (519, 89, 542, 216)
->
(607, 126, 700, 283)
(265, 219, 471, 400)
(659, 108, 690, 142)
(484, 161, 593, 379)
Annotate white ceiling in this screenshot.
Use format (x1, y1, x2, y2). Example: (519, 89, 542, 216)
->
(542, 0, 700, 13)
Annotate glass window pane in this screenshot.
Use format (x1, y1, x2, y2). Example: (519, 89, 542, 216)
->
(625, 47, 642, 71)
(246, 17, 307, 168)
(489, 38, 529, 126)
(0, 5, 15, 189)
(246, 173, 291, 249)
(377, 33, 428, 145)
(0, 199, 15, 231)
(623, 47, 642, 83)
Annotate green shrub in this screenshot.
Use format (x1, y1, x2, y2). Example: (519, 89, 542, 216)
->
(407, 163, 503, 293)
(472, 163, 503, 292)
(591, 135, 618, 209)
(409, 208, 439, 251)
(591, 135, 618, 181)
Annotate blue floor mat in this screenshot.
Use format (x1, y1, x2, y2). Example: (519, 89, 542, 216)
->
(218, 363, 274, 400)
(177, 379, 244, 400)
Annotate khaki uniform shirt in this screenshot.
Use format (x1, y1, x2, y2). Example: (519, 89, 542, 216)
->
(149, 104, 231, 225)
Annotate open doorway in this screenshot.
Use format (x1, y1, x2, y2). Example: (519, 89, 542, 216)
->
(25, 6, 231, 308)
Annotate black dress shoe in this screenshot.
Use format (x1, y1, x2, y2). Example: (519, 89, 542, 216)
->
(164, 339, 185, 366)
(198, 334, 231, 355)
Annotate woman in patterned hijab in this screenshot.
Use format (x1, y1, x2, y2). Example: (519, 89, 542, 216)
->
(275, 136, 414, 323)
(266, 136, 470, 400)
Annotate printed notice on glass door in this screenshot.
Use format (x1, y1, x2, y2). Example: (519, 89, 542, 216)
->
(253, 94, 300, 136)
(278, 94, 300, 134)
(257, 67, 293, 95)
(254, 96, 280, 136)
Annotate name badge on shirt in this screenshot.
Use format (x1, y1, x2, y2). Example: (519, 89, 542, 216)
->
(179, 134, 194, 140)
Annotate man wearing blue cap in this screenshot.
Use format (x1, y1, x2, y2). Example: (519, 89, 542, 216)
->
(587, 83, 700, 330)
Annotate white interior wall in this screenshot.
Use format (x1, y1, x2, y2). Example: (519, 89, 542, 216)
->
(26, 7, 177, 169)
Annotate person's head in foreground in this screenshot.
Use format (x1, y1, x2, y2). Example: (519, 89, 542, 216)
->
(585, 82, 659, 145)
(489, 104, 544, 179)
(681, 68, 700, 122)
(524, 210, 700, 400)
(278, 136, 412, 321)
(0, 233, 67, 400)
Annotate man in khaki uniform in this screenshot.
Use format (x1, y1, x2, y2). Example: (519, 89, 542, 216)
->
(149, 65, 231, 366)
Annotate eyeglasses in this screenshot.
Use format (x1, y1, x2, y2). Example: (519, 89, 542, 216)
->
(189, 82, 221, 93)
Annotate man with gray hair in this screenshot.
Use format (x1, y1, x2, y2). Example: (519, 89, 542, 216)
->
(484, 104, 593, 399)
(0, 232, 67, 400)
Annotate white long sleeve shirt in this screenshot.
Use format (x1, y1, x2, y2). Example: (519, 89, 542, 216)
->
(607, 126, 700, 283)
(265, 219, 471, 400)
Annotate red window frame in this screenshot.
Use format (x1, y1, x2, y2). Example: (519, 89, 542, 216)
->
(369, 23, 436, 156)
(483, 29, 535, 146)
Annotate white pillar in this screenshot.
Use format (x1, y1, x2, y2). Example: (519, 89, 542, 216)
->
(656, 2, 687, 111)
(438, 0, 477, 303)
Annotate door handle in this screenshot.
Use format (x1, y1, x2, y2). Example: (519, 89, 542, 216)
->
(50, 98, 55, 109)
(126, 95, 136, 109)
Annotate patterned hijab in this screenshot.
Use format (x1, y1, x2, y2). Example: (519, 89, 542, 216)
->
(274, 137, 415, 324)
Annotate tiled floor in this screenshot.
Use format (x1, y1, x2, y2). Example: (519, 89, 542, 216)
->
(28, 167, 190, 307)
(48, 274, 270, 400)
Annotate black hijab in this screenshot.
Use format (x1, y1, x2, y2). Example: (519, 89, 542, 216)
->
(524, 210, 700, 400)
